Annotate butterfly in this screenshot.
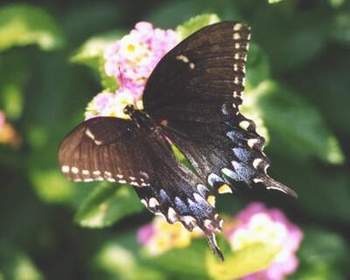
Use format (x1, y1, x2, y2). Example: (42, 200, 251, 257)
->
(58, 21, 297, 261)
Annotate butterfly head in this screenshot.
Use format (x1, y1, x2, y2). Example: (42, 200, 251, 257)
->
(123, 105, 156, 131)
(123, 104, 135, 116)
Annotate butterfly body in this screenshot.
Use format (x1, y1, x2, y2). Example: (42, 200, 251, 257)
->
(58, 21, 296, 260)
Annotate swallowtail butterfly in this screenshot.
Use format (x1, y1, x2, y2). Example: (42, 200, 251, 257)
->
(58, 22, 297, 260)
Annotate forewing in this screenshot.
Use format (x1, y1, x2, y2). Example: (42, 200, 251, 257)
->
(58, 117, 152, 186)
(143, 21, 296, 197)
(143, 21, 249, 123)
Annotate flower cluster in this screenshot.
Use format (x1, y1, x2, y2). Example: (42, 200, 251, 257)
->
(137, 216, 202, 256)
(0, 111, 21, 147)
(85, 22, 179, 120)
(225, 203, 303, 280)
(85, 90, 135, 120)
(138, 203, 303, 279)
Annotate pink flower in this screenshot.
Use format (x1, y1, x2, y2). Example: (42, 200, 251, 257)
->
(86, 22, 179, 119)
(137, 216, 202, 256)
(137, 223, 155, 245)
(104, 22, 179, 101)
(225, 202, 303, 280)
(85, 89, 136, 120)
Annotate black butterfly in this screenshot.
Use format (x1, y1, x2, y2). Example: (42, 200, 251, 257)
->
(58, 21, 296, 260)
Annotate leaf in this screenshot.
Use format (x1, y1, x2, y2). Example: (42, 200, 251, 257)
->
(30, 169, 95, 207)
(176, 14, 220, 39)
(240, 92, 270, 143)
(328, 0, 345, 8)
(94, 234, 164, 280)
(149, 1, 212, 28)
(0, 4, 64, 51)
(242, 44, 272, 142)
(70, 31, 121, 68)
(0, 83, 23, 120)
(0, 52, 28, 120)
(331, 11, 350, 45)
(207, 242, 280, 280)
(142, 239, 209, 279)
(0, 245, 43, 280)
(149, 0, 242, 28)
(71, 31, 121, 91)
(246, 43, 271, 87)
(249, 80, 344, 164)
(275, 160, 350, 224)
(290, 228, 349, 279)
(252, 9, 330, 73)
(75, 183, 143, 228)
(268, 0, 285, 3)
(63, 2, 122, 46)
(285, 44, 350, 138)
(31, 169, 76, 203)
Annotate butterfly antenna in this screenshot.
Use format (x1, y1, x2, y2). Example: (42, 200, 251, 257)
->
(207, 233, 224, 262)
(260, 176, 297, 198)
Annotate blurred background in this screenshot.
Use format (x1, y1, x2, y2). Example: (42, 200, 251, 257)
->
(0, 0, 349, 279)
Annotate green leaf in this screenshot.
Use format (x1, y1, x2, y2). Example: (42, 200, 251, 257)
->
(268, 0, 285, 3)
(207, 242, 280, 280)
(242, 44, 272, 142)
(0, 4, 64, 51)
(250, 80, 344, 164)
(240, 93, 270, 143)
(71, 31, 121, 91)
(290, 228, 349, 279)
(246, 43, 271, 87)
(252, 10, 330, 72)
(0, 52, 28, 120)
(30, 169, 95, 207)
(276, 160, 350, 224)
(142, 239, 208, 279)
(149, 1, 212, 28)
(328, 0, 345, 8)
(149, 0, 241, 27)
(75, 183, 143, 228)
(0, 245, 43, 280)
(31, 169, 76, 203)
(176, 14, 220, 39)
(331, 11, 350, 45)
(1, 83, 23, 119)
(71, 31, 121, 68)
(94, 234, 164, 280)
(285, 44, 350, 138)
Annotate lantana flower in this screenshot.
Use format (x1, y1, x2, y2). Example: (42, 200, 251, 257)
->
(85, 22, 179, 120)
(225, 202, 303, 280)
(85, 89, 135, 120)
(137, 216, 202, 256)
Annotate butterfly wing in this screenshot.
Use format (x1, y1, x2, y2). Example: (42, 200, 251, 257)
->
(59, 116, 223, 258)
(134, 131, 223, 258)
(144, 21, 248, 122)
(143, 21, 296, 197)
(58, 117, 153, 186)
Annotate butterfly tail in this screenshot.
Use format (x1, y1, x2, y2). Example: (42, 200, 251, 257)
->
(260, 176, 297, 198)
(207, 233, 224, 262)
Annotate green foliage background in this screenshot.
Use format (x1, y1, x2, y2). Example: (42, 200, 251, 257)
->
(0, 0, 349, 279)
